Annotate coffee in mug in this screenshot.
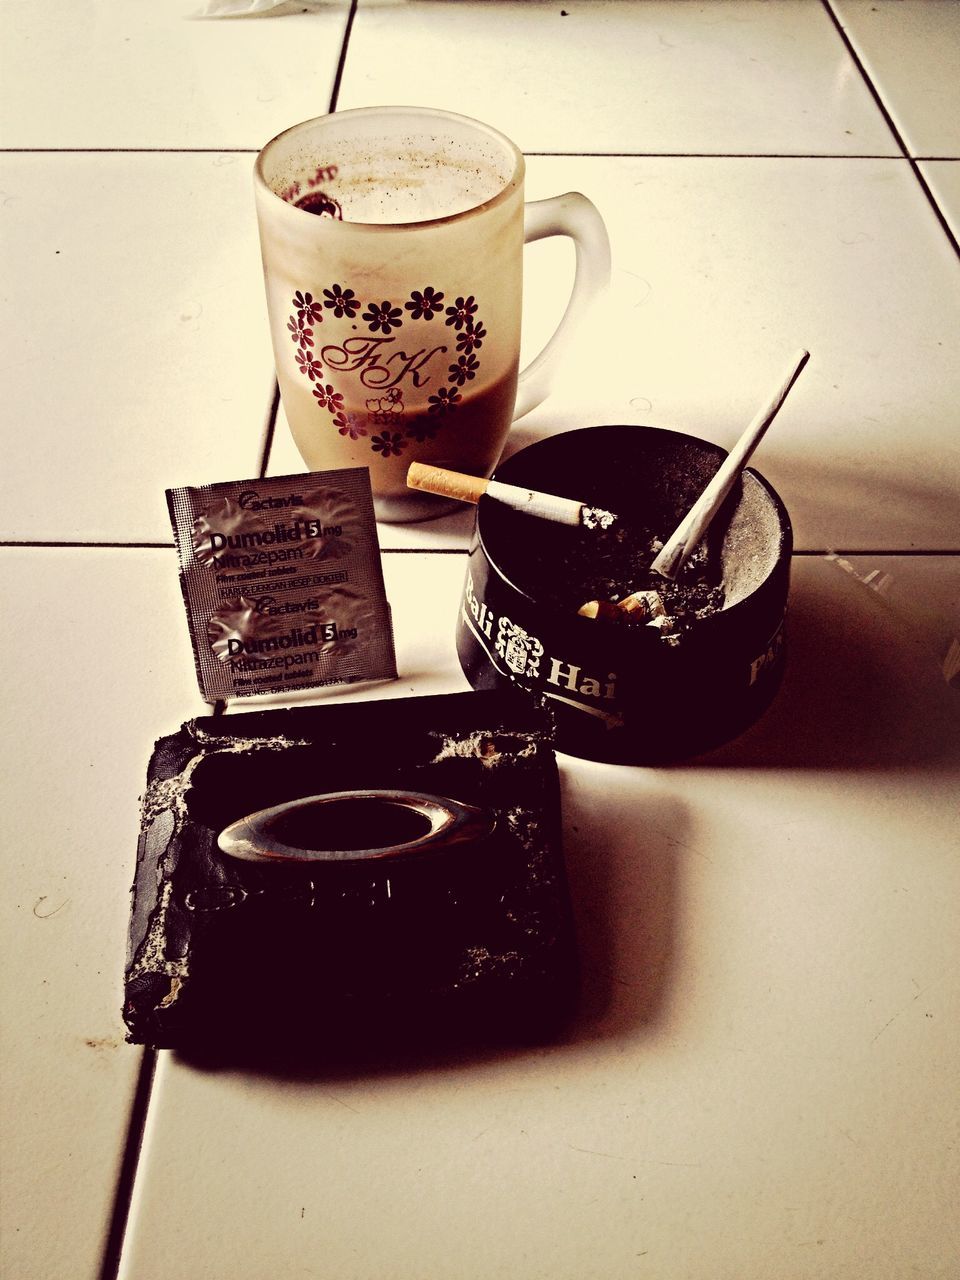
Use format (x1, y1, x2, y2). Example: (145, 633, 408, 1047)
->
(255, 107, 610, 522)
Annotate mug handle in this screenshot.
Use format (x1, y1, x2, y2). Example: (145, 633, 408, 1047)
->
(514, 192, 612, 420)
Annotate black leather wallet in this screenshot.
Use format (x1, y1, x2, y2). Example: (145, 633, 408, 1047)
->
(124, 691, 578, 1064)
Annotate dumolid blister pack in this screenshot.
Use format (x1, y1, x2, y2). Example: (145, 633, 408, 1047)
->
(167, 468, 396, 701)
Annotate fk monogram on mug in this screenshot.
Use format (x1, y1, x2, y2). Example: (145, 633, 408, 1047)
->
(283, 283, 488, 459)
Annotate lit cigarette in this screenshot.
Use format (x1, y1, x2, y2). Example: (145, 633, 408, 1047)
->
(407, 463, 617, 530)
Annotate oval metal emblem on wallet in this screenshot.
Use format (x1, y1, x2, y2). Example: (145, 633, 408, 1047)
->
(217, 790, 495, 865)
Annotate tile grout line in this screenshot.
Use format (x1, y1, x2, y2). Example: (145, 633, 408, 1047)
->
(819, 0, 917, 153)
(95, 1049, 157, 1280)
(3, 542, 957, 557)
(257, 379, 282, 480)
(901, 163, 960, 258)
(257, 0, 357, 480)
(792, 549, 960, 558)
(820, 0, 960, 260)
(328, 0, 359, 115)
(0, 541, 174, 549)
(5, 148, 955, 161)
(1, 147, 263, 154)
(102, 700, 226, 1280)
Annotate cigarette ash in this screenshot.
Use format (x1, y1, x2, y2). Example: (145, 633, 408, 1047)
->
(580, 505, 617, 531)
(504, 905, 548, 938)
(429, 728, 541, 769)
(561, 522, 725, 639)
(451, 806, 558, 986)
(188, 723, 312, 752)
(456, 945, 524, 986)
(505, 806, 553, 888)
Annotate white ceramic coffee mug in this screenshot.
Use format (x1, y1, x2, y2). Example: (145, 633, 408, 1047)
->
(255, 106, 610, 522)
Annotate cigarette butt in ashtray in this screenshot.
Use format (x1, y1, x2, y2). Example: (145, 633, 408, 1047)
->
(407, 462, 617, 530)
(617, 590, 666, 620)
(578, 590, 670, 627)
(577, 600, 622, 621)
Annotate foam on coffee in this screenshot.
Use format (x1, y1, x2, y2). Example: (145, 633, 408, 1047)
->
(263, 124, 519, 226)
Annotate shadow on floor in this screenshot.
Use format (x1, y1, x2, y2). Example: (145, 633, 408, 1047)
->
(691, 555, 959, 770)
(174, 788, 687, 1083)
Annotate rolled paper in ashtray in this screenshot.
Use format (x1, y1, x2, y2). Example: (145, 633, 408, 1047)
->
(651, 348, 810, 581)
(407, 462, 617, 530)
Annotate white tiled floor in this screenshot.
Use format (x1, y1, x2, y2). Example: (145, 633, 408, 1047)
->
(833, 0, 960, 155)
(3, 3, 959, 1279)
(339, 0, 899, 156)
(0, 548, 203, 1280)
(0, 0, 352, 149)
(1, 153, 275, 542)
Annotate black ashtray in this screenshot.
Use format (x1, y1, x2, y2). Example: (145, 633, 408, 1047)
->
(457, 425, 792, 763)
(124, 692, 578, 1058)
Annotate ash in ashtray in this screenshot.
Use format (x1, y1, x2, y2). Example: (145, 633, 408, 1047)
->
(560, 522, 725, 639)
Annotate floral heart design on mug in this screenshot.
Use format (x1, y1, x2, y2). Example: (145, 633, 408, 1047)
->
(286, 285, 487, 457)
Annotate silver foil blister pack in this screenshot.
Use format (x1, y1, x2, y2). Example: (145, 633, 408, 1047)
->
(167, 468, 396, 701)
